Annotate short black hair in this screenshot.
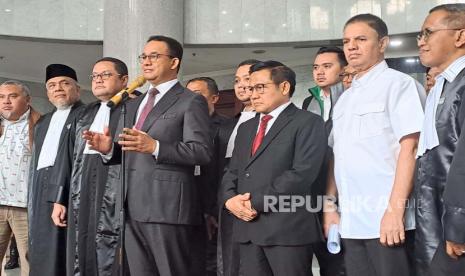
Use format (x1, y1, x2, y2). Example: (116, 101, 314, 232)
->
(186, 77, 219, 96)
(94, 57, 128, 76)
(316, 46, 348, 67)
(146, 35, 183, 71)
(430, 4, 465, 29)
(237, 59, 261, 69)
(249, 60, 296, 97)
(344, 13, 388, 38)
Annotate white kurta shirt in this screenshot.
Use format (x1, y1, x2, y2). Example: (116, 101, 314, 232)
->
(330, 60, 424, 239)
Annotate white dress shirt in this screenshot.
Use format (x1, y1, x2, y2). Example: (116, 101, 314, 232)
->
(331, 61, 424, 239)
(37, 107, 72, 170)
(84, 102, 111, 155)
(258, 101, 292, 134)
(225, 110, 256, 158)
(321, 91, 331, 122)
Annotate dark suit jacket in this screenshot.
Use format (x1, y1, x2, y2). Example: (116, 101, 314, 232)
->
(221, 103, 327, 246)
(439, 66, 465, 244)
(112, 82, 212, 225)
(197, 112, 229, 216)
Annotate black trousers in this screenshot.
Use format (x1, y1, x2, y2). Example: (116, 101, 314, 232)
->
(311, 241, 346, 276)
(429, 241, 465, 276)
(125, 219, 205, 276)
(239, 242, 313, 276)
(342, 230, 415, 276)
(218, 209, 241, 276)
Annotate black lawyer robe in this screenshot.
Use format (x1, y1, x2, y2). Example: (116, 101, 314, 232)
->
(28, 102, 85, 276)
(66, 101, 124, 276)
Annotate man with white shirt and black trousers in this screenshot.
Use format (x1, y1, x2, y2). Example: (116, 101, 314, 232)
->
(323, 14, 424, 276)
(83, 35, 212, 276)
(28, 64, 84, 276)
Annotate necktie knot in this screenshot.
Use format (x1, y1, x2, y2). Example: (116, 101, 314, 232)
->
(261, 114, 273, 124)
(251, 114, 273, 156)
(148, 87, 159, 97)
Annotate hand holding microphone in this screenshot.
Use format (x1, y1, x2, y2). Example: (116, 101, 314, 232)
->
(107, 75, 146, 108)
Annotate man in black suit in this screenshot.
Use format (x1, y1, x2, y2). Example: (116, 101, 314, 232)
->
(186, 76, 228, 276)
(221, 60, 327, 275)
(84, 35, 212, 276)
(217, 59, 260, 276)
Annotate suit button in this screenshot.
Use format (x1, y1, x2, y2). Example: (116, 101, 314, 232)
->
(245, 173, 250, 178)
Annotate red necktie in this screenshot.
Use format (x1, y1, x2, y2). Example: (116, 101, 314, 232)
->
(134, 88, 159, 130)
(251, 114, 273, 156)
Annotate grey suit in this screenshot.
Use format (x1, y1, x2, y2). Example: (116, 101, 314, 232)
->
(110, 82, 212, 276)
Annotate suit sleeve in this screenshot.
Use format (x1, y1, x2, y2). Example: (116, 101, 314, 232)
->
(251, 115, 327, 213)
(156, 94, 212, 166)
(443, 98, 465, 243)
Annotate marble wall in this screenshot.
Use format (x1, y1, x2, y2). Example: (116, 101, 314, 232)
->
(2, 0, 462, 43)
(184, 0, 465, 44)
(0, 0, 103, 40)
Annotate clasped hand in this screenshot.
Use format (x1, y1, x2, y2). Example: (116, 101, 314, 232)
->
(225, 193, 257, 222)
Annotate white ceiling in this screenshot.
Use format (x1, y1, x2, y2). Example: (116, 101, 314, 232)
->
(0, 34, 420, 89)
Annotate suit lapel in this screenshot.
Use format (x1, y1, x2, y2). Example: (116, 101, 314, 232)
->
(246, 104, 296, 168)
(141, 83, 182, 133)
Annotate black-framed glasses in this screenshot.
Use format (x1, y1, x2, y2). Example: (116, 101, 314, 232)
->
(89, 72, 120, 81)
(138, 53, 174, 64)
(416, 27, 464, 42)
(339, 72, 357, 79)
(249, 82, 276, 94)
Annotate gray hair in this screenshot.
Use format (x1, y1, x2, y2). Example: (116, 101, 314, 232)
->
(430, 4, 465, 29)
(0, 80, 31, 97)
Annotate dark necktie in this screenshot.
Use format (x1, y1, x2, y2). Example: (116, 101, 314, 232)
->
(251, 114, 273, 156)
(134, 88, 159, 130)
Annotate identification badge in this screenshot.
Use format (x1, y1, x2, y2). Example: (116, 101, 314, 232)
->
(194, 165, 201, 176)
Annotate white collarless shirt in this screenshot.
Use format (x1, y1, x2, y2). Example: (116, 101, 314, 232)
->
(330, 60, 424, 239)
(37, 107, 72, 170)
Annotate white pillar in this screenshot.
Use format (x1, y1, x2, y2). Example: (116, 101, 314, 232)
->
(103, 0, 184, 81)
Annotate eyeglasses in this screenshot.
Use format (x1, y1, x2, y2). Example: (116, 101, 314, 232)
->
(339, 72, 357, 79)
(138, 53, 174, 64)
(416, 27, 464, 42)
(89, 72, 120, 81)
(249, 82, 276, 94)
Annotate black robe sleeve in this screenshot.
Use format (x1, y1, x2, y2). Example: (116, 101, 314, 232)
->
(443, 92, 465, 244)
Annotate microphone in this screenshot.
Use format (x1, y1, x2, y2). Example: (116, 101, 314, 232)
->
(107, 75, 146, 108)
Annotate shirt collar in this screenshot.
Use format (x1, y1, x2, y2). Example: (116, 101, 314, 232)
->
(148, 79, 178, 96)
(260, 101, 292, 119)
(351, 60, 388, 89)
(1, 108, 31, 126)
(440, 55, 465, 83)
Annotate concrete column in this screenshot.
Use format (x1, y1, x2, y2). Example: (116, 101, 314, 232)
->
(103, 0, 184, 82)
